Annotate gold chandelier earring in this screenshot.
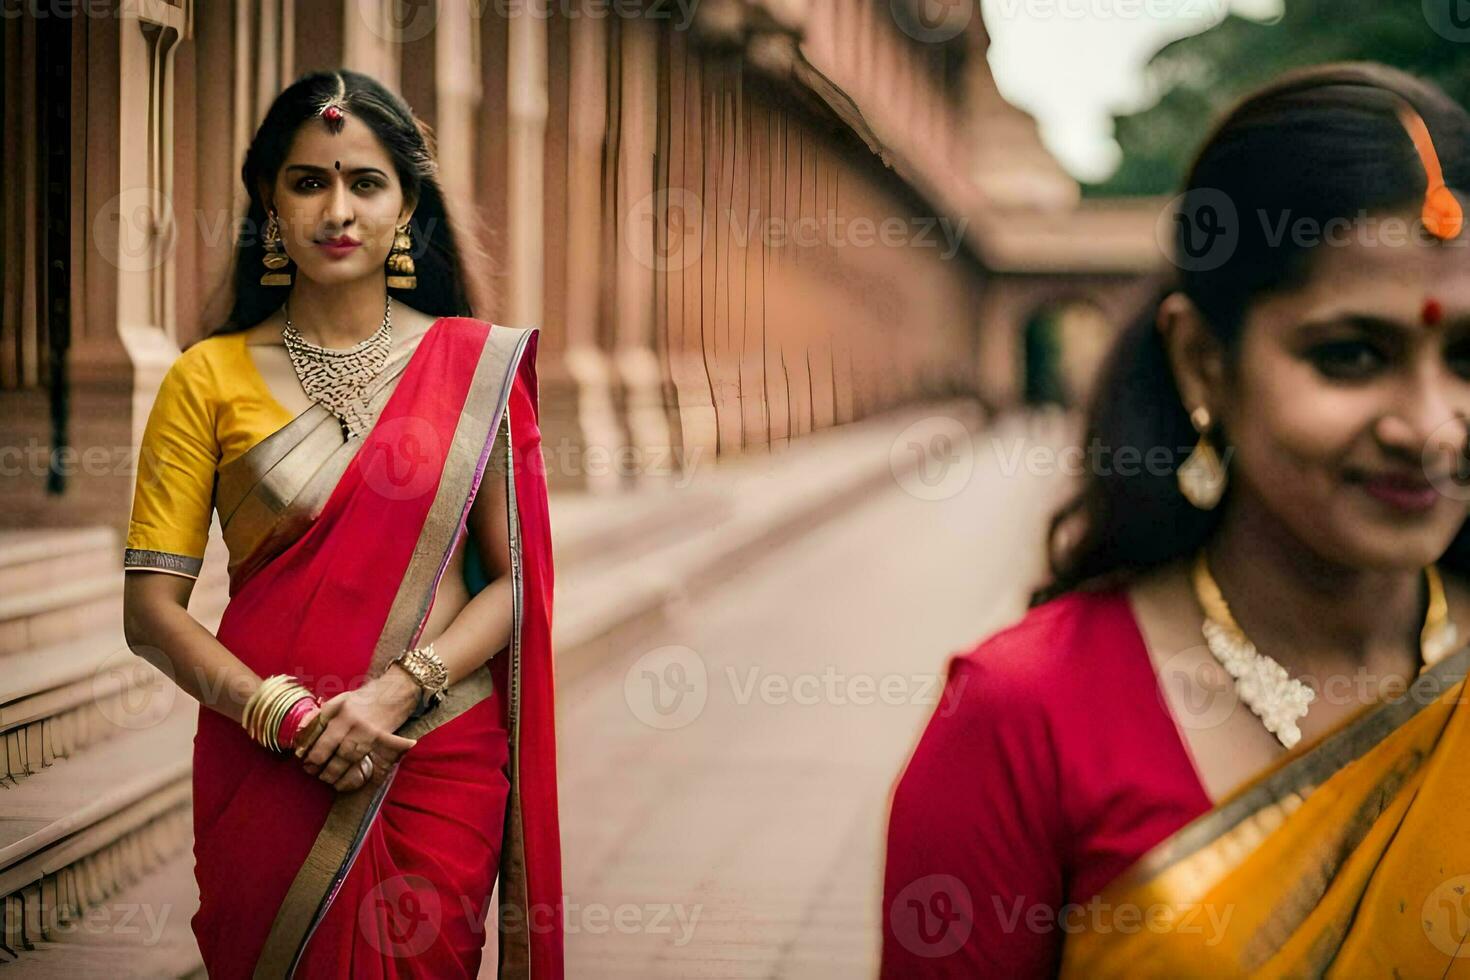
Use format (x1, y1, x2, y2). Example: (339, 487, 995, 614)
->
(386, 221, 417, 289)
(1177, 405, 1227, 509)
(260, 210, 292, 286)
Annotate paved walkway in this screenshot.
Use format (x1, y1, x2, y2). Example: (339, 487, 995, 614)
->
(550, 410, 1078, 978)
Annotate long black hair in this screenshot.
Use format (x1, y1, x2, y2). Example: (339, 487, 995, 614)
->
(209, 69, 473, 335)
(1032, 61, 1470, 606)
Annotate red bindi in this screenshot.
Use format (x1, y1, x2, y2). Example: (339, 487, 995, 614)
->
(323, 105, 343, 123)
(1422, 297, 1445, 327)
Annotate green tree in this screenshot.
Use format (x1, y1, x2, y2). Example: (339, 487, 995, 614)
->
(1087, 1, 1470, 196)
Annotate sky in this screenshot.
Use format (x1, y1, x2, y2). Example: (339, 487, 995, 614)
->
(980, 0, 1286, 183)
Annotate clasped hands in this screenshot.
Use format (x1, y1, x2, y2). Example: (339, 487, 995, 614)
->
(289, 664, 424, 793)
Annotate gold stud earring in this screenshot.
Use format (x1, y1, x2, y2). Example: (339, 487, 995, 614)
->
(1178, 405, 1227, 510)
(386, 221, 416, 290)
(261, 211, 292, 287)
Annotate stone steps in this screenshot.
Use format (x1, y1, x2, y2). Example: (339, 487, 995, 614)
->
(0, 528, 124, 659)
(0, 625, 166, 785)
(0, 700, 194, 961)
(0, 528, 201, 973)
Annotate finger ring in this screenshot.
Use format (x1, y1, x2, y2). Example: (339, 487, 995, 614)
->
(358, 755, 375, 780)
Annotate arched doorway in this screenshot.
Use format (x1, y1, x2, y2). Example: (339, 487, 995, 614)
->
(1021, 297, 1111, 410)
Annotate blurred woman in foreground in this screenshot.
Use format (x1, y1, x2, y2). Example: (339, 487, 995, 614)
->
(883, 62, 1470, 977)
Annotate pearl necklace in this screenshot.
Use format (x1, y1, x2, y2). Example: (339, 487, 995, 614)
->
(1190, 549, 1459, 750)
(281, 295, 393, 439)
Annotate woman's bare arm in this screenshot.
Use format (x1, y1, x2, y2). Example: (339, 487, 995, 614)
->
(389, 447, 516, 695)
(122, 572, 262, 725)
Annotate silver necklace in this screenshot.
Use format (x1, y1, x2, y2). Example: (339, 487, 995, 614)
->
(282, 295, 393, 439)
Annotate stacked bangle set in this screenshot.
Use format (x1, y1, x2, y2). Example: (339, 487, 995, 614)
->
(242, 675, 319, 753)
(240, 644, 450, 753)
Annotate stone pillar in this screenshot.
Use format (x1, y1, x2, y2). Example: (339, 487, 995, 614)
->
(343, 0, 401, 92)
(505, 0, 547, 334)
(547, 5, 622, 493)
(611, 18, 675, 484)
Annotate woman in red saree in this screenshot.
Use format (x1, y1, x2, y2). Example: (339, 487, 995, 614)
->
(121, 70, 562, 977)
(882, 63, 1470, 977)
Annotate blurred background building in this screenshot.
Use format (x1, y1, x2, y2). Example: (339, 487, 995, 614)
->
(0, 0, 1172, 970)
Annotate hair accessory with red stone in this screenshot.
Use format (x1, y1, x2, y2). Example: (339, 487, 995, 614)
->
(318, 73, 349, 134)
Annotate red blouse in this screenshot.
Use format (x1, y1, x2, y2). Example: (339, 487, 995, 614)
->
(880, 588, 1214, 978)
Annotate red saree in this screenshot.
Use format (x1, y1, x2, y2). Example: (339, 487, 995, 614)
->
(188, 317, 562, 978)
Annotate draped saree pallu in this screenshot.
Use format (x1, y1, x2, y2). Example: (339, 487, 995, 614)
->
(1059, 646, 1470, 979)
(188, 318, 563, 979)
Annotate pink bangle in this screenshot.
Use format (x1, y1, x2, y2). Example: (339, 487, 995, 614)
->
(277, 695, 319, 751)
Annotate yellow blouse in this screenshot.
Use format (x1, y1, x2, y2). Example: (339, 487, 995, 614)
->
(125, 333, 296, 580)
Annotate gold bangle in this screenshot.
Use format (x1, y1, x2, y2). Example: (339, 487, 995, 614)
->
(257, 682, 298, 749)
(389, 642, 449, 714)
(242, 674, 315, 752)
(263, 688, 298, 750)
(242, 676, 288, 744)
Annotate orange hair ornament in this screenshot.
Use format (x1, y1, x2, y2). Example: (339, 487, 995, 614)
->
(1395, 102, 1464, 240)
